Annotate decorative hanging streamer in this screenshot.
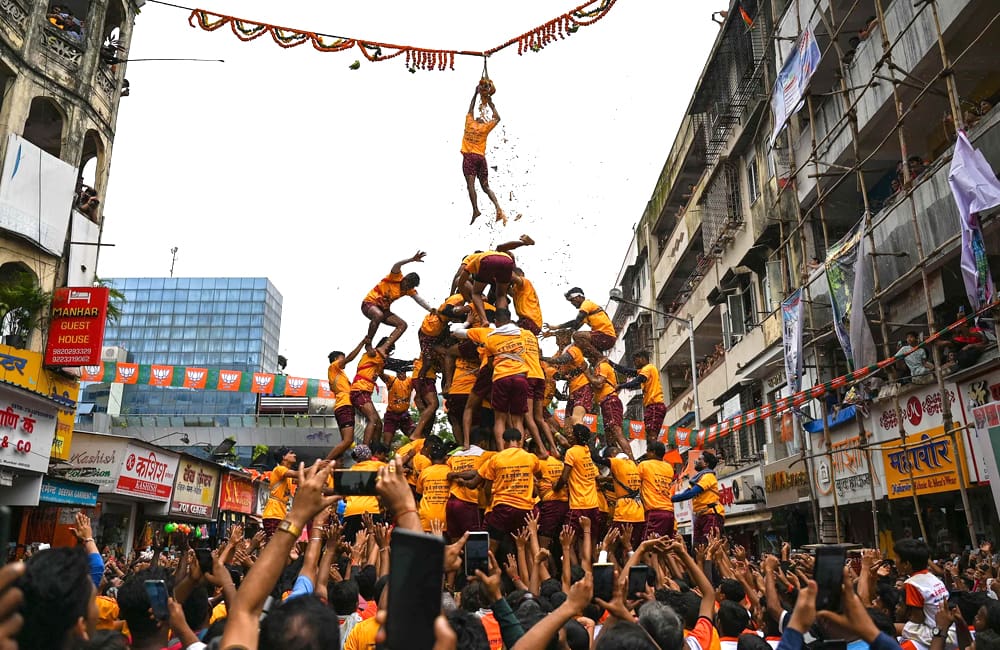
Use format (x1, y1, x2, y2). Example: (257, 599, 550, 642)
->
(79, 298, 996, 448)
(186, 0, 617, 69)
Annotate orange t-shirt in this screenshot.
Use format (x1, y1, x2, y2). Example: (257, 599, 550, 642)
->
(450, 356, 480, 396)
(594, 359, 618, 403)
(364, 272, 415, 310)
(479, 447, 539, 511)
(327, 359, 352, 410)
(639, 364, 665, 406)
(542, 363, 558, 403)
(512, 277, 542, 328)
(537, 455, 568, 502)
(609, 457, 645, 523)
(421, 294, 465, 337)
(563, 444, 599, 509)
(521, 329, 543, 380)
(351, 350, 386, 394)
(343, 459, 387, 517)
(466, 326, 528, 381)
(416, 463, 452, 531)
(637, 459, 675, 512)
(579, 299, 616, 337)
(448, 448, 495, 503)
(461, 114, 498, 156)
(565, 345, 590, 394)
(384, 375, 413, 414)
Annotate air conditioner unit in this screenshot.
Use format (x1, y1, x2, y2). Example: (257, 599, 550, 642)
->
(101, 346, 121, 362)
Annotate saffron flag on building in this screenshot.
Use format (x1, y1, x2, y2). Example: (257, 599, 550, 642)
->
(738, 2, 754, 27)
(948, 130, 1000, 312)
(769, 26, 821, 146)
(781, 289, 805, 392)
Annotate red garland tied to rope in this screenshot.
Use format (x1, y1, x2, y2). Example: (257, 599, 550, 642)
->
(187, 0, 617, 69)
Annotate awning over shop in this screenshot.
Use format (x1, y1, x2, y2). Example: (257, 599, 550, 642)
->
(724, 511, 772, 527)
(802, 405, 857, 433)
(735, 345, 784, 381)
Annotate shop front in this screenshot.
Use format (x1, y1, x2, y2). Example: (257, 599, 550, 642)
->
(716, 465, 768, 554)
(218, 472, 257, 537)
(954, 364, 1000, 539)
(762, 454, 816, 548)
(147, 456, 221, 544)
(62, 431, 179, 553)
(813, 425, 887, 546)
(14, 476, 99, 557)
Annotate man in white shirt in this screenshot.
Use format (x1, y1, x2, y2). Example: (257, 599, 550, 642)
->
(897, 538, 951, 648)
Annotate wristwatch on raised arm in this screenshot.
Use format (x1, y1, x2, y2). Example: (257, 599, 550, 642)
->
(276, 519, 302, 538)
(932, 627, 944, 639)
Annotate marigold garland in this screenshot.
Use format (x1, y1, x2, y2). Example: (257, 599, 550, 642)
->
(187, 0, 617, 70)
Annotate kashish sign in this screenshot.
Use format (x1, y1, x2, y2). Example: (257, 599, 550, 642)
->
(44, 287, 109, 366)
(114, 443, 178, 502)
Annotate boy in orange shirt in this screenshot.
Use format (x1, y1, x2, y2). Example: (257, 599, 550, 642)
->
(361, 251, 435, 357)
(325, 338, 367, 461)
(416, 441, 452, 534)
(461, 84, 504, 225)
(554, 424, 600, 536)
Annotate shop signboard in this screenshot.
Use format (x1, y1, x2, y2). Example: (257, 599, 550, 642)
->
(814, 431, 885, 508)
(219, 473, 254, 515)
(114, 443, 179, 502)
(44, 286, 109, 366)
(40, 476, 98, 507)
(170, 458, 220, 519)
(762, 454, 811, 508)
(0, 390, 58, 473)
(64, 432, 123, 490)
(956, 369, 1000, 483)
(880, 426, 968, 499)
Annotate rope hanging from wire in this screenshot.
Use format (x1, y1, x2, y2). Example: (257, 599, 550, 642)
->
(184, 0, 617, 70)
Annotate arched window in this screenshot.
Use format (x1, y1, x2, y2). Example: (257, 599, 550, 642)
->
(0, 263, 46, 347)
(23, 97, 65, 159)
(77, 131, 104, 222)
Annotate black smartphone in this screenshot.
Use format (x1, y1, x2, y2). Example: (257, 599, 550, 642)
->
(815, 545, 847, 612)
(593, 563, 614, 602)
(334, 470, 379, 496)
(0, 506, 10, 566)
(194, 548, 213, 575)
(628, 564, 650, 599)
(465, 531, 490, 577)
(384, 528, 444, 650)
(144, 579, 170, 620)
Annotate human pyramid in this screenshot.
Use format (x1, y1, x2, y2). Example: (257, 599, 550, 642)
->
(318, 194, 726, 549)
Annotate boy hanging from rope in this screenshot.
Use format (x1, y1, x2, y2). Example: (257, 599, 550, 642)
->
(462, 73, 507, 226)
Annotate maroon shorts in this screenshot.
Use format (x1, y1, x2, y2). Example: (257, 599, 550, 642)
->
(485, 504, 538, 540)
(492, 374, 528, 414)
(644, 509, 676, 540)
(414, 377, 437, 397)
(589, 331, 617, 352)
(643, 402, 667, 439)
(462, 152, 488, 184)
(334, 405, 356, 430)
(611, 520, 646, 550)
(528, 377, 545, 401)
(517, 317, 541, 335)
(537, 500, 569, 539)
(477, 254, 514, 284)
(350, 390, 373, 409)
(445, 496, 483, 539)
(445, 392, 468, 416)
(567, 385, 594, 414)
(418, 330, 443, 360)
(693, 512, 724, 547)
(458, 340, 480, 360)
(383, 410, 415, 436)
(566, 507, 600, 537)
(262, 517, 280, 540)
(600, 394, 624, 429)
(361, 301, 392, 322)
(472, 364, 494, 398)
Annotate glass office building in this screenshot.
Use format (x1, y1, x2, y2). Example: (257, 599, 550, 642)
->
(97, 277, 283, 415)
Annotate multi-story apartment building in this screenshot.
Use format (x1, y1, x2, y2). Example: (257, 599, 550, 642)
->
(609, 0, 1000, 549)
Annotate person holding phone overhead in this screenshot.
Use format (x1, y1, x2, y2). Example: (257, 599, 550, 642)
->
(261, 447, 301, 540)
(672, 450, 724, 546)
(341, 443, 388, 543)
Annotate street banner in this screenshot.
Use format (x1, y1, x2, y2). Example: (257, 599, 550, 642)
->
(781, 289, 804, 392)
(769, 27, 821, 146)
(949, 131, 999, 311)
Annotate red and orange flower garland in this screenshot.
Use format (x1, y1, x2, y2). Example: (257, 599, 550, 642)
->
(187, 0, 617, 70)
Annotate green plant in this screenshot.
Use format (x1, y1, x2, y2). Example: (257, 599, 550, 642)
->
(93, 277, 126, 324)
(251, 444, 269, 464)
(0, 272, 50, 343)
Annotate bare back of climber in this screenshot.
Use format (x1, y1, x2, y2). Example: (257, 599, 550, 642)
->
(461, 81, 506, 226)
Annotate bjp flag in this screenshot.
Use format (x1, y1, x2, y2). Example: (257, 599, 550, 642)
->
(284, 376, 308, 397)
(251, 373, 275, 394)
(149, 365, 174, 387)
(581, 414, 598, 433)
(182, 367, 208, 389)
(628, 421, 645, 440)
(80, 364, 105, 382)
(316, 380, 334, 399)
(217, 370, 242, 392)
(115, 363, 139, 384)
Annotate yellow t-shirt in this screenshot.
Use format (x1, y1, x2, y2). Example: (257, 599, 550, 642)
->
(565, 345, 590, 394)
(479, 447, 540, 511)
(450, 356, 480, 396)
(563, 445, 599, 509)
(448, 449, 495, 504)
(327, 359, 353, 411)
(537, 455, 567, 502)
(344, 615, 380, 650)
(461, 114, 499, 156)
(513, 277, 543, 328)
(594, 359, 618, 403)
(385, 375, 413, 414)
(463, 251, 511, 275)
(351, 350, 386, 394)
(343, 459, 387, 517)
(209, 601, 227, 625)
(417, 463, 453, 531)
(466, 327, 528, 381)
(542, 363, 557, 403)
(262, 464, 293, 520)
(609, 457, 645, 523)
(579, 299, 616, 337)
(422, 293, 465, 337)
(639, 364, 665, 406)
(364, 272, 415, 310)
(693, 471, 725, 516)
(637, 459, 675, 512)
(397, 438, 426, 487)
(521, 329, 543, 380)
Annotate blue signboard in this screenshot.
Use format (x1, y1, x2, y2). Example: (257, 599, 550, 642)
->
(40, 477, 99, 507)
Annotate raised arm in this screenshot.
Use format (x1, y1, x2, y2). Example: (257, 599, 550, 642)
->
(345, 338, 367, 364)
(488, 97, 500, 122)
(496, 234, 534, 254)
(411, 293, 435, 313)
(390, 250, 426, 274)
(468, 88, 478, 116)
(608, 359, 640, 378)
(667, 537, 715, 619)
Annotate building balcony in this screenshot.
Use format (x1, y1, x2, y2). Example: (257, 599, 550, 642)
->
(0, 0, 28, 48)
(40, 23, 84, 70)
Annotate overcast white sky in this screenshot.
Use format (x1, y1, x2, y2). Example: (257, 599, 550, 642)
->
(98, 0, 719, 379)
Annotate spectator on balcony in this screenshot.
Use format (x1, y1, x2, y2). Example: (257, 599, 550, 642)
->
(47, 5, 84, 41)
(858, 15, 877, 41)
(945, 321, 987, 369)
(76, 186, 100, 222)
(895, 331, 935, 385)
